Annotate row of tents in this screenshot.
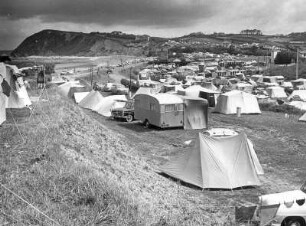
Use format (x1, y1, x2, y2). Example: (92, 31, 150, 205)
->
(56, 81, 127, 117)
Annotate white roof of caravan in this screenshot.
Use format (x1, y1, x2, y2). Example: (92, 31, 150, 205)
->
(153, 93, 184, 104)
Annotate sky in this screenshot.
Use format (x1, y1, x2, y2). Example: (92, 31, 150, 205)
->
(1, 0, 306, 50)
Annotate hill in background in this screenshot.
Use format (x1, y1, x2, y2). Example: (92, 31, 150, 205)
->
(11, 30, 166, 57)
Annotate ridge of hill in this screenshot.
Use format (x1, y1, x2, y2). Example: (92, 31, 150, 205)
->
(11, 29, 166, 57)
(11, 29, 306, 57)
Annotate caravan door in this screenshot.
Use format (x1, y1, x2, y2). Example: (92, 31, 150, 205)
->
(160, 104, 184, 128)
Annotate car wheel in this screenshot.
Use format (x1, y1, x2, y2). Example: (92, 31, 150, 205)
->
(287, 219, 304, 226)
(144, 119, 150, 128)
(126, 114, 134, 123)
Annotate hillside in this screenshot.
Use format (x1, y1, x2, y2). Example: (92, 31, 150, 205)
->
(11, 30, 165, 57)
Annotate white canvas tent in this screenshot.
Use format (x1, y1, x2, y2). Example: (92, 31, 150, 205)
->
(0, 75, 6, 125)
(299, 112, 306, 122)
(180, 96, 208, 130)
(0, 63, 32, 109)
(288, 90, 306, 102)
(160, 133, 263, 189)
(266, 86, 287, 99)
(288, 101, 306, 111)
(74, 92, 90, 104)
(57, 81, 84, 97)
(214, 90, 261, 114)
(93, 95, 127, 117)
(78, 90, 104, 110)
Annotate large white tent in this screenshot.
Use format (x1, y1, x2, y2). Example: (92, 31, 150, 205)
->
(214, 90, 261, 114)
(160, 133, 263, 189)
(74, 92, 90, 104)
(299, 112, 306, 122)
(288, 90, 306, 102)
(0, 63, 32, 109)
(0, 75, 6, 125)
(266, 86, 287, 99)
(78, 90, 104, 110)
(93, 95, 127, 117)
(57, 81, 84, 97)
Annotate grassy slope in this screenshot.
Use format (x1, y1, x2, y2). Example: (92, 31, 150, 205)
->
(1, 86, 235, 225)
(0, 89, 142, 225)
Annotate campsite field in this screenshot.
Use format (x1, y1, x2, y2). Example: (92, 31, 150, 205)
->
(1, 60, 306, 225)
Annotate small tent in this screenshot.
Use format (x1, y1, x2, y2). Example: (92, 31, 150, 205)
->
(214, 90, 261, 114)
(266, 86, 287, 99)
(93, 95, 127, 117)
(160, 133, 263, 189)
(299, 112, 306, 122)
(74, 92, 90, 104)
(78, 90, 104, 110)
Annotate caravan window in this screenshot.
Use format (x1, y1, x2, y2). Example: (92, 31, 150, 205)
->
(165, 104, 175, 112)
(176, 104, 183, 111)
(150, 103, 157, 111)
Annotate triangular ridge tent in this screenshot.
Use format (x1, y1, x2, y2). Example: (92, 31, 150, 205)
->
(266, 86, 287, 99)
(94, 95, 127, 117)
(1, 63, 32, 108)
(288, 101, 306, 111)
(57, 81, 84, 97)
(78, 90, 104, 110)
(299, 112, 306, 122)
(160, 133, 262, 189)
(214, 90, 261, 114)
(180, 96, 208, 130)
(74, 92, 90, 104)
(68, 85, 91, 99)
(288, 90, 306, 102)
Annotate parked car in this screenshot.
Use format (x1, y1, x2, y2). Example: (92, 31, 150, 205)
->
(255, 182, 306, 226)
(111, 100, 134, 122)
(111, 84, 129, 95)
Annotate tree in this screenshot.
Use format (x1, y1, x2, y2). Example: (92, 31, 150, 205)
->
(274, 51, 295, 65)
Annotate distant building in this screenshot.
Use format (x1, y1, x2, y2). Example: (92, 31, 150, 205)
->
(135, 35, 150, 42)
(111, 31, 123, 36)
(240, 29, 263, 36)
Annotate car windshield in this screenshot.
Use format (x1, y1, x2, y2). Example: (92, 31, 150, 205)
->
(125, 101, 133, 109)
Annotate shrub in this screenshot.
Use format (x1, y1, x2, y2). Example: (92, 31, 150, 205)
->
(259, 102, 304, 115)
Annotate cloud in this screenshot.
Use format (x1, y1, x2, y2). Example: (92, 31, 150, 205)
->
(1, 0, 306, 50)
(0, 0, 220, 28)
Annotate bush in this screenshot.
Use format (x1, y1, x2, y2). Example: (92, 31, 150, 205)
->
(120, 78, 139, 92)
(259, 102, 304, 115)
(172, 74, 186, 81)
